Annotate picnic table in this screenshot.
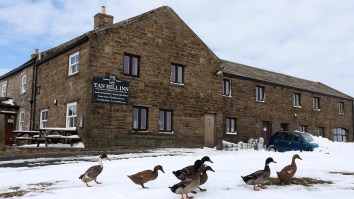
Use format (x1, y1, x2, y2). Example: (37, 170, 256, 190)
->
(39, 127, 80, 147)
(11, 130, 42, 146)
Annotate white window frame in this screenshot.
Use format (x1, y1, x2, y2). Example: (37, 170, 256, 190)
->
(21, 73, 27, 94)
(339, 101, 344, 115)
(256, 86, 265, 102)
(226, 117, 237, 135)
(68, 52, 80, 75)
(66, 102, 77, 128)
(313, 97, 320, 111)
(293, 93, 301, 108)
(1, 82, 6, 97)
(333, 128, 347, 142)
(40, 109, 49, 129)
(223, 79, 231, 97)
(300, 125, 307, 132)
(19, 110, 25, 131)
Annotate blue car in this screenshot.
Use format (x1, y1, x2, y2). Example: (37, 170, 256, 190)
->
(267, 130, 319, 152)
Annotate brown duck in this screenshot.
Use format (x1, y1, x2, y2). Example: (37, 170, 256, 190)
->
(169, 160, 204, 199)
(196, 165, 215, 192)
(79, 154, 111, 187)
(127, 165, 165, 188)
(277, 154, 302, 184)
(172, 156, 213, 181)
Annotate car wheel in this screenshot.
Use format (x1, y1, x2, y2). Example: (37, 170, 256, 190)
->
(268, 147, 277, 152)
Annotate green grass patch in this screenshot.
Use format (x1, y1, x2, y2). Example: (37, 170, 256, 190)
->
(0, 182, 55, 198)
(266, 177, 333, 187)
(329, 171, 354, 175)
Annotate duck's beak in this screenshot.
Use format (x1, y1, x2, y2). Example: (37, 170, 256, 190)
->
(161, 169, 165, 173)
(210, 168, 215, 172)
(273, 160, 277, 163)
(208, 160, 214, 163)
(105, 156, 111, 161)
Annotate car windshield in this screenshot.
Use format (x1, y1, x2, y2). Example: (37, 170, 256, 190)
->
(302, 133, 314, 142)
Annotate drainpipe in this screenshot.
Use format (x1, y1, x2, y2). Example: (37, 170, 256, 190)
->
(352, 101, 354, 142)
(30, 49, 39, 130)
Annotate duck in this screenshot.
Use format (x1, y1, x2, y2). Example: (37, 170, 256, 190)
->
(197, 165, 215, 192)
(277, 154, 302, 184)
(127, 165, 165, 188)
(172, 156, 213, 181)
(169, 160, 204, 199)
(241, 157, 276, 191)
(79, 153, 111, 187)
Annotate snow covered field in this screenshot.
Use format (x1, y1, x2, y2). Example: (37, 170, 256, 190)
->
(0, 136, 353, 199)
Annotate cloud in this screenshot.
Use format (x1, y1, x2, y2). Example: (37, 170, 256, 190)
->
(0, 0, 353, 97)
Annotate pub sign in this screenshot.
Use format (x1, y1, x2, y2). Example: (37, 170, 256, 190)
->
(92, 75, 130, 104)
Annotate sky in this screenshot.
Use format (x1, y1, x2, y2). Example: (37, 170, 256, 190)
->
(1, 137, 354, 198)
(0, 0, 353, 97)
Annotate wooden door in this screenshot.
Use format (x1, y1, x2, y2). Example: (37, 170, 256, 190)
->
(204, 114, 215, 148)
(5, 114, 16, 145)
(262, 121, 272, 146)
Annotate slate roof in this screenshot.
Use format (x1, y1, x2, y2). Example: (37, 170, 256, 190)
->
(221, 60, 353, 100)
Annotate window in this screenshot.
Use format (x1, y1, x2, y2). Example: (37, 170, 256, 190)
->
(223, 79, 231, 96)
(300, 125, 307, 132)
(40, 109, 48, 128)
(313, 97, 320, 111)
(291, 134, 301, 142)
(170, 63, 184, 84)
(226, 118, 237, 134)
(21, 73, 27, 93)
(133, 106, 148, 131)
(293, 93, 301, 107)
(256, 86, 265, 101)
(333, 128, 347, 142)
(123, 53, 139, 77)
(68, 52, 80, 75)
(66, 102, 77, 128)
(280, 123, 289, 131)
(339, 101, 344, 115)
(316, 127, 325, 137)
(1, 82, 6, 97)
(159, 109, 172, 133)
(19, 110, 25, 131)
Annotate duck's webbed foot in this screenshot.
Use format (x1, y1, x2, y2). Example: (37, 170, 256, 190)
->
(260, 184, 267, 189)
(94, 180, 102, 184)
(186, 194, 194, 199)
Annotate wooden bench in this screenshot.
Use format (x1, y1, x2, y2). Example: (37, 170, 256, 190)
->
(12, 130, 42, 146)
(39, 127, 80, 147)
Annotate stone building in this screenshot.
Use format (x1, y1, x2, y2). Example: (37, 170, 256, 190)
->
(0, 6, 353, 150)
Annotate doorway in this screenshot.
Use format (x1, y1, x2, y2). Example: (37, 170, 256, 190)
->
(4, 114, 16, 145)
(204, 114, 215, 148)
(262, 121, 272, 145)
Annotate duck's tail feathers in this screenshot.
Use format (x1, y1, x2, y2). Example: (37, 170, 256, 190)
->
(168, 185, 178, 193)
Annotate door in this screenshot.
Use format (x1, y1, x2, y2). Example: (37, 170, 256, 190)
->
(4, 114, 16, 145)
(262, 121, 272, 146)
(204, 114, 215, 148)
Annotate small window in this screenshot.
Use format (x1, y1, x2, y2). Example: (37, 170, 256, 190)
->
(256, 86, 265, 101)
(316, 127, 325, 137)
(313, 97, 320, 111)
(170, 63, 184, 84)
(19, 110, 25, 131)
(300, 125, 307, 132)
(339, 101, 344, 115)
(277, 132, 290, 141)
(293, 93, 301, 107)
(223, 79, 231, 96)
(69, 52, 80, 75)
(123, 53, 140, 77)
(133, 106, 148, 131)
(226, 118, 237, 134)
(333, 128, 347, 142)
(66, 102, 77, 128)
(40, 109, 48, 129)
(159, 109, 173, 133)
(280, 123, 289, 131)
(1, 82, 6, 97)
(21, 74, 27, 93)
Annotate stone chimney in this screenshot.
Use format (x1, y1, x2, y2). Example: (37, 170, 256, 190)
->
(31, 49, 39, 59)
(94, 6, 114, 29)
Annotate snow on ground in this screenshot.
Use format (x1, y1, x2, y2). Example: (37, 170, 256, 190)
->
(0, 136, 354, 199)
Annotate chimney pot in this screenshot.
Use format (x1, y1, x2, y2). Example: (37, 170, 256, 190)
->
(35, 49, 38, 55)
(101, 6, 106, 14)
